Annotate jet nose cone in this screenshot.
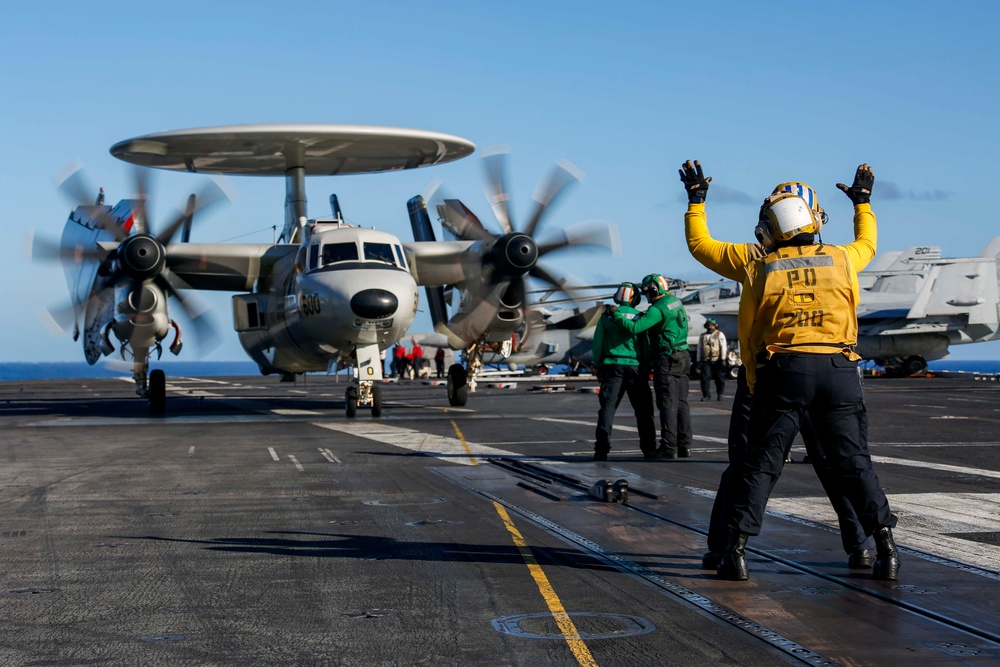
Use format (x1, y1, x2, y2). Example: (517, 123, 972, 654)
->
(350, 289, 398, 319)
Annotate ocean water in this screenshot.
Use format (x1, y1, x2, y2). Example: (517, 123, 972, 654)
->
(927, 359, 1000, 374)
(0, 361, 260, 382)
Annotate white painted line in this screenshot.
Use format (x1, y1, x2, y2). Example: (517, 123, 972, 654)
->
(391, 401, 475, 413)
(272, 409, 321, 416)
(174, 377, 232, 385)
(768, 493, 1000, 573)
(531, 417, 728, 444)
(288, 454, 304, 472)
(30, 414, 289, 427)
(871, 455, 1000, 480)
(187, 446, 195, 457)
(312, 422, 516, 465)
(318, 448, 341, 463)
(268, 447, 280, 461)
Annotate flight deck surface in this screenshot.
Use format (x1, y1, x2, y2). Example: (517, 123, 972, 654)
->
(1, 374, 999, 666)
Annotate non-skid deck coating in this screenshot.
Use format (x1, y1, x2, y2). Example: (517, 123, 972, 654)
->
(1, 374, 999, 666)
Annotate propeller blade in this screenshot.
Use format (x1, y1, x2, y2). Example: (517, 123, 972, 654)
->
(529, 263, 595, 305)
(55, 164, 127, 242)
(27, 231, 105, 264)
(536, 220, 621, 257)
(42, 299, 81, 334)
(523, 159, 584, 238)
(482, 149, 514, 234)
(158, 177, 234, 245)
(528, 263, 568, 293)
(156, 268, 221, 353)
(131, 166, 151, 235)
(447, 279, 510, 345)
(55, 163, 94, 205)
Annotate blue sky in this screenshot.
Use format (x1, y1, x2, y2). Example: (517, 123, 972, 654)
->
(3, 1, 999, 362)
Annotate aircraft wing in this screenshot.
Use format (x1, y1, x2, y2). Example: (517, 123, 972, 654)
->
(402, 241, 476, 287)
(164, 243, 298, 291)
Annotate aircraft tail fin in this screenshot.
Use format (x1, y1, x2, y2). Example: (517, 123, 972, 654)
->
(979, 236, 1000, 258)
(407, 195, 451, 334)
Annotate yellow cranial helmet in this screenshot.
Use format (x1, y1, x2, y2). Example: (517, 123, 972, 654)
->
(772, 181, 828, 228)
(756, 192, 820, 246)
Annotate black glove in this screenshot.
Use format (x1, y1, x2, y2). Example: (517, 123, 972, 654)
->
(679, 160, 712, 204)
(836, 163, 874, 205)
(604, 304, 618, 317)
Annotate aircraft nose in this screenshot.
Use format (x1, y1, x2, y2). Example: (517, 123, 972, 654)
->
(350, 289, 398, 319)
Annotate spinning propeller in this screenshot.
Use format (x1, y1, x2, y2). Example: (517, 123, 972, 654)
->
(34, 165, 232, 352)
(431, 150, 619, 344)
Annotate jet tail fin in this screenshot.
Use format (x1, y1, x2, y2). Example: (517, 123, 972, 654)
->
(979, 236, 1000, 258)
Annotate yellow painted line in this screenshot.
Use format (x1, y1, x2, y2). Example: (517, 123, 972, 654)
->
(493, 501, 598, 667)
(450, 420, 478, 466)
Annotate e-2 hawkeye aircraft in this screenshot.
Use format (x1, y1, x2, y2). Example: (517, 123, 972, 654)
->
(39, 124, 613, 414)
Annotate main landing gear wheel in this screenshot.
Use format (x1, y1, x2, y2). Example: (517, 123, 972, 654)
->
(447, 364, 468, 407)
(148, 369, 166, 416)
(345, 386, 358, 418)
(371, 384, 383, 418)
(903, 355, 928, 377)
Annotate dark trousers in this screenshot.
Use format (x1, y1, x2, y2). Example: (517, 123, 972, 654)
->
(436, 360, 445, 378)
(699, 359, 726, 398)
(707, 366, 872, 554)
(653, 350, 691, 455)
(595, 365, 657, 454)
(728, 354, 895, 537)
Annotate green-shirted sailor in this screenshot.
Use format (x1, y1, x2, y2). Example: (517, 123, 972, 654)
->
(610, 273, 691, 459)
(591, 282, 657, 461)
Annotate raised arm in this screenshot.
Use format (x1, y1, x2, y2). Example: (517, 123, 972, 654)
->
(681, 160, 759, 281)
(836, 164, 878, 273)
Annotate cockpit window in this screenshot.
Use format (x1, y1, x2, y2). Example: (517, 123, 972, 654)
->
(394, 244, 407, 269)
(364, 242, 396, 264)
(681, 292, 701, 305)
(322, 242, 359, 265)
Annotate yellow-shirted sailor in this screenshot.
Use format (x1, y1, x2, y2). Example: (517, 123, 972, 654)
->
(684, 168, 878, 573)
(683, 162, 899, 582)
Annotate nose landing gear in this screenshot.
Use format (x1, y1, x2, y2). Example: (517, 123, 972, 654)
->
(345, 381, 383, 418)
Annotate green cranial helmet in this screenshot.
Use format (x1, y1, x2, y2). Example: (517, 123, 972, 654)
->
(705, 317, 718, 328)
(640, 273, 671, 297)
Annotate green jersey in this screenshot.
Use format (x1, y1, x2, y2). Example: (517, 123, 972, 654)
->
(593, 305, 646, 366)
(612, 294, 689, 358)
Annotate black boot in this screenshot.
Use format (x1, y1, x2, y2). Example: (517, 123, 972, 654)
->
(701, 551, 724, 570)
(716, 532, 750, 581)
(873, 526, 900, 581)
(847, 548, 875, 569)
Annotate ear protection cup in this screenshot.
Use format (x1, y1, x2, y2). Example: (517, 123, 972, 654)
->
(754, 200, 773, 247)
(813, 209, 828, 235)
(754, 222, 773, 248)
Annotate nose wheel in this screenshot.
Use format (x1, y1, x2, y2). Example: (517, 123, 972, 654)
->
(345, 381, 383, 418)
